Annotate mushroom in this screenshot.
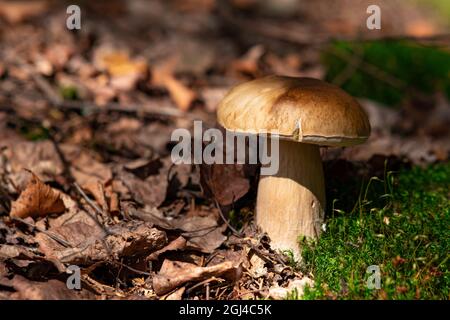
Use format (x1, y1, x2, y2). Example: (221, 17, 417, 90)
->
(217, 76, 370, 259)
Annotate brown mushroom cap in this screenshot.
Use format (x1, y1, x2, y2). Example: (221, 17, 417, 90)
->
(217, 75, 371, 147)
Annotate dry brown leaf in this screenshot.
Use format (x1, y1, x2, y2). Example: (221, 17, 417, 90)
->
(0, 0, 48, 24)
(164, 286, 185, 300)
(152, 59, 196, 111)
(153, 259, 241, 295)
(94, 50, 147, 77)
(0, 275, 95, 300)
(93, 48, 148, 91)
(248, 251, 268, 278)
(10, 173, 65, 219)
(5, 140, 64, 184)
(200, 163, 257, 206)
(36, 220, 167, 265)
(146, 236, 187, 261)
(116, 158, 170, 208)
(231, 45, 265, 76)
(60, 145, 112, 209)
(135, 206, 227, 253)
(268, 277, 314, 300)
(82, 180, 108, 212)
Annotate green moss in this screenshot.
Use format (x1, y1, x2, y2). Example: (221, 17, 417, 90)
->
(59, 85, 79, 100)
(19, 125, 50, 141)
(322, 40, 450, 106)
(300, 163, 450, 300)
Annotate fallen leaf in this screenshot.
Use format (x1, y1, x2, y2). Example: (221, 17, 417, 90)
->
(268, 277, 314, 299)
(164, 286, 185, 300)
(93, 48, 148, 91)
(36, 220, 167, 265)
(134, 206, 227, 253)
(63, 146, 112, 187)
(5, 140, 64, 183)
(0, 0, 48, 24)
(153, 259, 241, 295)
(115, 158, 170, 208)
(10, 173, 65, 219)
(248, 251, 267, 278)
(200, 163, 257, 206)
(200, 87, 228, 112)
(0, 275, 95, 300)
(231, 45, 265, 76)
(0, 262, 7, 277)
(124, 158, 163, 180)
(146, 236, 187, 261)
(152, 58, 196, 111)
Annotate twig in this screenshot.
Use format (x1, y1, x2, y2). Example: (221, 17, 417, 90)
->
(112, 261, 152, 276)
(74, 182, 113, 236)
(214, 199, 242, 237)
(11, 216, 72, 248)
(74, 182, 103, 216)
(186, 277, 224, 294)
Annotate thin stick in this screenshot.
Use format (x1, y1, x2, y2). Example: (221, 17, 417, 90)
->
(112, 261, 152, 276)
(74, 182, 103, 216)
(74, 182, 113, 236)
(214, 199, 242, 237)
(11, 217, 71, 248)
(186, 277, 224, 294)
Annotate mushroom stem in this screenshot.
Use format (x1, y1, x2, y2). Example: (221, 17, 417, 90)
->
(256, 139, 325, 260)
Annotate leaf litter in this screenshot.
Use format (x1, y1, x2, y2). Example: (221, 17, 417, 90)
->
(0, 0, 448, 300)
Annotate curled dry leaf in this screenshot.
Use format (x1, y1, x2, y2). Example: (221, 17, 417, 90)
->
(152, 259, 242, 295)
(152, 58, 196, 111)
(36, 220, 167, 265)
(10, 173, 65, 219)
(146, 236, 187, 261)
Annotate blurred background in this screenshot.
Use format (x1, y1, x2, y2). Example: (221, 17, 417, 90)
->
(0, 0, 449, 164)
(0, 0, 449, 300)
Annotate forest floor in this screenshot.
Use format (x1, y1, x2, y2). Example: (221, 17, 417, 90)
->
(0, 0, 449, 300)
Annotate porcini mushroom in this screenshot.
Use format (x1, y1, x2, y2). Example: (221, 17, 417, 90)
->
(217, 75, 370, 259)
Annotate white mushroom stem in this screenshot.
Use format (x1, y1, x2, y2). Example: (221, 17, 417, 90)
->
(256, 139, 326, 260)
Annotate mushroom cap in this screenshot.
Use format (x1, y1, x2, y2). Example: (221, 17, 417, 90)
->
(217, 75, 371, 147)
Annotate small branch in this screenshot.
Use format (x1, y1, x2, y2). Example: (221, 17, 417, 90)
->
(112, 261, 152, 276)
(11, 217, 72, 248)
(74, 183, 103, 216)
(214, 199, 242, 237)
(74, 182, 113, 237)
